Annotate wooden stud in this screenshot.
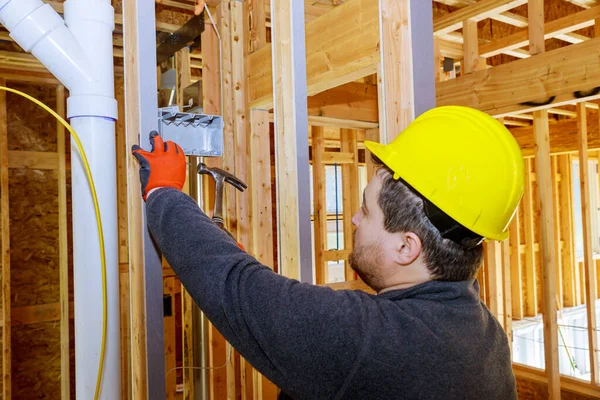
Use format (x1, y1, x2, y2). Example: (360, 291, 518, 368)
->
(250, 110, 274, 266)
(509, 212, 523, 319)
(501, 237, 513, 355)
(462, 19, 478, 74)
(378, 0, 414, 142)
(485, 241, 504, 324)
(528, 0, 545, 55)
(523, 158, 538, 316)
(56, 84, 70, 400)
(0, 77, 10, 400)
(533, 109, 561, 400)
(115, 77, 132, 400)
(558, 154, 576, 308)
(271, 0, 312, 282)
(312, 126, 328, 284)
(249, 0, 266, 53)
(341, 129, 359, 280)
(176, 46, 196, 400)
(576, 102, 599, 385)
(551, 156, 563, 305)
(164, 278, 177, 400)
(365, 129, 379, 179)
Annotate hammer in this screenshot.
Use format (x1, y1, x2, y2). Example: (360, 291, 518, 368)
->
(197, 162, 247, 245)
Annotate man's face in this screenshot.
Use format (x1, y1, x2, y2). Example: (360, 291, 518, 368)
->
(349, 172, 389, 290)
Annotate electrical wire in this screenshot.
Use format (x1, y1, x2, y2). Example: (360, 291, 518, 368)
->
(165, 345, 233, 377)
(0, 86, 108, 400)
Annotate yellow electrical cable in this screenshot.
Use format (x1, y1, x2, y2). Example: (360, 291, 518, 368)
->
(0, 86, 108, 400)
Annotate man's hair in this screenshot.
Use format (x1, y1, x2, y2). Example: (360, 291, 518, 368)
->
(373, 156, 483, 281)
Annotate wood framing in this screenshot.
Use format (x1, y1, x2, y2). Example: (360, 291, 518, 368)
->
(56, 84, 70, 400)
(0, 77, 10, 400)
(557, 154, 576, 308)
(123, 1, 165, 398)
(271, 0, 312, 282)
(533, 110, 561, 400)
(312, 126, 328, 284)
(523, 159, 537, 316)
(248, 0, 379, 109)
(341, 129, 359, 280)
(575, 102, 599, 385)
(433, 0, 527, 35)
(509, 212, 523, 319)
(437, 36, 600, 117)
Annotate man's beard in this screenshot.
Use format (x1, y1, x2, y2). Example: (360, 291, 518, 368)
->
(349, 239, 385, 292)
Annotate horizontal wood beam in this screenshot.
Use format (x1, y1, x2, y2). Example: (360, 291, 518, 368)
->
(12, 302, 74, 326)
(322, 278, 375, 293)
(434, 0, 528, 35)
(322, 151, 355, 164)
(436, 36, 600, 117)
(269, 113, 378, 129)
(323, 249, 352, 261)
(8, 151, 61, 169)
(510, 112, 600, 156)
(479, 6, 600, 58)
(308, 82, 378, 122)
(248, 0, 379, 109)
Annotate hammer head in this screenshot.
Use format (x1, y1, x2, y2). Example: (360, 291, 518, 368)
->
(197, 162, 247, 192)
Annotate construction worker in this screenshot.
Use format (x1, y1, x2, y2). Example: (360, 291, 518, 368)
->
(132, 105, 523, 399)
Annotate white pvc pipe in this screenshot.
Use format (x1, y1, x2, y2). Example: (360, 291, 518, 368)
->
(70, 117, 120, 399)
(0, 0, 120, 398)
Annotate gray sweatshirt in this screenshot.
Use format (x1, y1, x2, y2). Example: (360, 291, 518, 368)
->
(147, 188, 517, 400)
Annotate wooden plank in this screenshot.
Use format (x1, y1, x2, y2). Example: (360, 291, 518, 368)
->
(558, 154, 576, 308)
(575, 102, 599, 385)
(528, 0, 545, 55)
(533, 109, 561, 399)
(523, 158, 537, 317)
(341, 129, 359, 281)
(322, 151, 354, 164)
(312, 126, 328, 284)
(433, 0, 527, 35)
(250, 110, 274, 267)
(208, 3, 231, 399)
(437, 36, 600, 117)
(501, 237, 512, 354)
(269, 113, 379, 130)
(249, 0, 267, 53)
(462, 18, 479, 75)
(323, 249, 352, 261)
(56, 85, 70, 400)
(378, 0, 413, 142)
(365, 129, 379, 179)
(8, 150, 59, 169)
(271, 0, 312, 282)
(176, 46, 196, 400)
(551, 156, 563, 305)
(0, 77, 10, 400)
(307, 82, 378, 123)
(485, 241, 504, 323)
(164, 278, 177, 400)
(509, 211, 523, 319)
(248, 0, 379, 109)
(479, 6, 600, 58)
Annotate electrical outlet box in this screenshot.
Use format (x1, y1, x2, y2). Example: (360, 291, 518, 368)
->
(158, 106, 224, 157)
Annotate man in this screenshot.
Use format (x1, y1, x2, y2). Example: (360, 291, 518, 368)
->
(132, 105, 523, 399)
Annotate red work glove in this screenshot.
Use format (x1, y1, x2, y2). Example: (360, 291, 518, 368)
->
(131, 131, 187, 201)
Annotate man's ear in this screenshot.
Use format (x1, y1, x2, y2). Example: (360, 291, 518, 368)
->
(394, 231, 422, 266)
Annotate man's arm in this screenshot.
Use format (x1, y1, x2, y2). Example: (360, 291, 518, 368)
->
(146, 188, 372, 399)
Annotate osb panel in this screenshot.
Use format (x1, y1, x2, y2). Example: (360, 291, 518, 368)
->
(12, 322, 61, 399)
(156, 4, 194, 26)
(9, 168, 60, 307)
(7, 83, 57, 153)
(516, 376, 597, 400)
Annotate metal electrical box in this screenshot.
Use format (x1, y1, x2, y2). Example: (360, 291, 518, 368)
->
(157, 106, 224, 157)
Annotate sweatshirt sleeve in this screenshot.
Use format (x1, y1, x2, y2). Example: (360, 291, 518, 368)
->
(146, 188, 371, 399)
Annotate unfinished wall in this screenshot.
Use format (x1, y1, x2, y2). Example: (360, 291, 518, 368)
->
(5, 82, 74, 398)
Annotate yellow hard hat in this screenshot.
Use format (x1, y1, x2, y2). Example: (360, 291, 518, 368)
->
(365, 105, 524, 242)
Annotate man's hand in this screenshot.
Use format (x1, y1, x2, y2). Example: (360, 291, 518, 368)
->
(132, 131, 187, 201)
